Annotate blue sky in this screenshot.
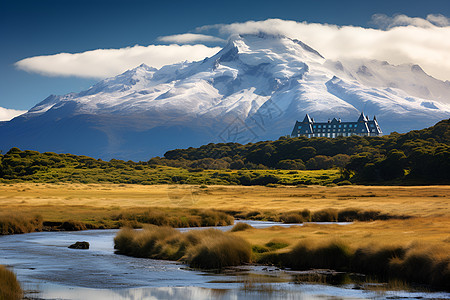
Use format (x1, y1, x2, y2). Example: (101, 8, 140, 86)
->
(1, 0, 450, 116)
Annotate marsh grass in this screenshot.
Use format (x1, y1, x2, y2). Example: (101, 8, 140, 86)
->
(114, 226, 251, 269)
(235, 207, 408, 224)
(114, 208, 233, 228)
(0, 265, 22, 300)
(0, 214, 42, 235)
(256, 240, 450, 291)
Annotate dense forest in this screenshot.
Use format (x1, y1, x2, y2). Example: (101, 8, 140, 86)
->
(0, 119, 448, 184)
(155, 118, 450, 183)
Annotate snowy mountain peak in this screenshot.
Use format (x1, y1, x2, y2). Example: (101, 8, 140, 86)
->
(2, 33, 450, 160)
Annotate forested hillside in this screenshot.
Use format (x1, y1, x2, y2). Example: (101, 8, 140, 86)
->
(158, 118, 450, 183)
(0, 119, 448, 184)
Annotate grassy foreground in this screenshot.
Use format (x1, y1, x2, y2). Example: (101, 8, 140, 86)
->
(0, 265, 22, 300)
(1, 183, 448, 289)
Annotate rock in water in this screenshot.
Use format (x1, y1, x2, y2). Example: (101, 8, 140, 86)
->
(68, 241, 90, 249)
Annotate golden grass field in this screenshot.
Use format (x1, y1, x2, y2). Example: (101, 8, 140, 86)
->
(1, 182, 449, 288)
(1, 182, 448, 217)
(1, 182, 449, 249)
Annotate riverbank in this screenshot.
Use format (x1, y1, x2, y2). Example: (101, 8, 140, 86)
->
(114, 219, 450, 291)
(3, 228, 449, 300)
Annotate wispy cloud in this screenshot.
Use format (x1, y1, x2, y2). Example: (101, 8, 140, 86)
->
(15, 44, 221, 79)
(198, 17, 450, 81)
(0, 107, 26, 121)
(157, 33, 225, 44)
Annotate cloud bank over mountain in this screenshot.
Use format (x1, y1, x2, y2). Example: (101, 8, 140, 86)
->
(15, 44, 221, 79)
(0, 107, 26, 121)
(14, 15, 450, 82)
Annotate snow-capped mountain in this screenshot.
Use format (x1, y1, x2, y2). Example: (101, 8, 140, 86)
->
(1, 33, 449, 160)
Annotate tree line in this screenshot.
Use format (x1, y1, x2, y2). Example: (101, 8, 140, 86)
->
(0, 118, 449, 184)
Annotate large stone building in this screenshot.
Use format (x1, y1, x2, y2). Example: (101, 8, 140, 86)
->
(291, 113, 382, 138)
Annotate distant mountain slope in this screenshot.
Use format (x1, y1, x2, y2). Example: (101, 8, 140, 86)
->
(1, 33, 449, 160)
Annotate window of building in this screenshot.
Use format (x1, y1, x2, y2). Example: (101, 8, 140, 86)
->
(338, 125, 341, 128)
(318, 125, 321, 128)
(333, 125, 336, 128)
(349, 124, 352, 128)
(344, 124, 347, 127)
(313, 125, 317, 128)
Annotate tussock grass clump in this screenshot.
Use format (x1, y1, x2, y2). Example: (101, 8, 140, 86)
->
(337, 208, 408, 222)
(0, 265, 22, 300)
(230, 222, 254, 232)
(388, 246, 450, 290)
(280, 209, 311, 223)
(114, 226, 251, 269)
(186, 231, 251, 269)
(114, 208, 233, 228)
(288, 240, 352, 270)
(311, 209, 338, 222)
(0, 214, 43, 235)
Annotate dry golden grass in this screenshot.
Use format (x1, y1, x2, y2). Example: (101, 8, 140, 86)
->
(0, 265, 22, 300)
(0, 183, 448, 253)
(1, 183, 449, 218)
(1, 182, 447, 288)
(234, 218, 450, 253)
(114, 226, 251, 269)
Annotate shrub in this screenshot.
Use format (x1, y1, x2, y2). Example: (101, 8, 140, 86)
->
(337, 180, 352, 186)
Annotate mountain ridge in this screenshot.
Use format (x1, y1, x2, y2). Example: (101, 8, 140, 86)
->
(1, 33, 449, 160)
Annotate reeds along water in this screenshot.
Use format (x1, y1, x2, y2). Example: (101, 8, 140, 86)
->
(0, 214, 43, 235)
(266, 240, 450, 291)
(114, 226, 252, 269)
(0, 265, 22, 300)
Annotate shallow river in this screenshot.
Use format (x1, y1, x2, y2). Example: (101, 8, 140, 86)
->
(1, 221, 448, 300)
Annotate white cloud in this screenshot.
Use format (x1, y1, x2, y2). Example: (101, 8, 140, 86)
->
(371, 13, 450, 29)
(197, 17, 450, 81)
(15, 15, 450, 82)
(0, 107, 26, 121)
(157, 33, 225, 44)
(15, 44, 221, 79)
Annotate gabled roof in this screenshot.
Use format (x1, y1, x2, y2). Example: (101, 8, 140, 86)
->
(357, 112, 367, 122)
(302, 114, 313, 123)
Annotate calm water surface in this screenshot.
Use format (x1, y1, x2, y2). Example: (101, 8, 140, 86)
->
(1, 221, 448, 300)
